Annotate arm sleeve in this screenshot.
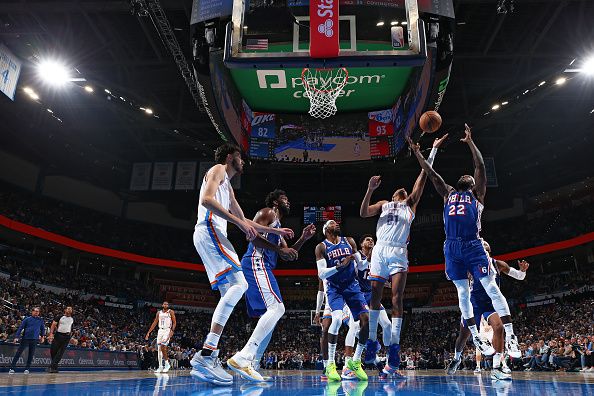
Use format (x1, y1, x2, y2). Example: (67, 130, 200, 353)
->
(317, 258, 338, 280)
(427, 147, 438, 166)
(315, 291, 325, 313)
(506, 267, 526, 280)
(353, 252, 367, 271)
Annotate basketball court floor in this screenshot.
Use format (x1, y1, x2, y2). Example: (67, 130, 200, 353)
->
(1, 370, 593, 395)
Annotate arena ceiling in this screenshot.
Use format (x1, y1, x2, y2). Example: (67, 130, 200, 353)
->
(0, 0, 593, 207)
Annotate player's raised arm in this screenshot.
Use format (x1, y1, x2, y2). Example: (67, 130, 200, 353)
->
(407, 137, 453, 201)
(496, 259, 529, 280)
(202, 165, 257, 240)
(290, 224, 316, 251)
(360, 176, 388, 217)
(407, 134, 448, 211)
(461, 124, 487, 203)
(315, 243, 338, 280)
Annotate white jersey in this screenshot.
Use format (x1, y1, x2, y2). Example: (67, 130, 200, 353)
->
(196, 167, 231, 235)
(375, 201, 414, 246)
(158, 310, 172, 330)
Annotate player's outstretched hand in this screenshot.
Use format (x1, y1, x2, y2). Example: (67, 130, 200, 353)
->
(277, 228, 295, 239)
(280, 247, 299, 261)
(301, 224, 316, 240)
(368, 176, 381, 191)
(240, 221, 258, 241)
(433, 133, 448, 148)
(518, 260, 529, 272)
(460, 123, 472, 143)
(406, 136, 420, 153)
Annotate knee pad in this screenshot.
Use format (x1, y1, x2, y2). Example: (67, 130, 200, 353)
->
(452, 280, 473, 319)
(329, 310, 343, 335)
(479, 276, 510, 316)
(227, 271, 249, 293)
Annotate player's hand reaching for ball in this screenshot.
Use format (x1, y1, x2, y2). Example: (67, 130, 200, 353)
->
(240, 221, 258, 241)
(406, 136, 420, 153)
(433, 133, 448, 148)
(277, 228, 295, 239)
(460, 123, 473, 143)
(301, 224, 316, 240)
(280, 247, 299, 261)
(368, 176, 381, 191)
(518, 260, 529, 272)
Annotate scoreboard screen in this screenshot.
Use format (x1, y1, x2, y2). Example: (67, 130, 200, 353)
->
(303, 206, 342, 225)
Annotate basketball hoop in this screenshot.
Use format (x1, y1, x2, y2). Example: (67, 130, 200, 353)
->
(301, 67, 348, 119)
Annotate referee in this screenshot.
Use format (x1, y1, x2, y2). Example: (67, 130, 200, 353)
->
(47, 306, 74, 373)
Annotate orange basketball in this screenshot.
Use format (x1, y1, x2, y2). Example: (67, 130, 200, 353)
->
(419, 111, 442, 133)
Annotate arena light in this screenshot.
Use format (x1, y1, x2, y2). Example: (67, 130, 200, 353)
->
(23, 87, 34, 95)
(390, 21, 399, 26)
(376, 21, 385, 26)
(37, 60, 70, 87)
(582, 57, 594, 75)
(47, 108, 53, 113)
(491, 104, 500, 110)
(144, 108, 153, 115)
(555, 77, 566, 85)
(401, 21, 408, 26)
(104, 89, 111, 94)
(84, 85, 94, 93)
(538, 81, 546, 87)
(501, 101, 509, 106)
(523, 89, 529, 95)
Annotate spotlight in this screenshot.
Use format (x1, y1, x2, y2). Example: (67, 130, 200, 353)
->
(104, 89, 111, 94)
(523, 90, 529, 95)
(37, 60, 70, 86)
(390, 21, 399, 26)
(491, 104, 500, 110)
(501, 101, 509, 105)
(555, 77, 566, 85)
(144, 108, 153, 115)
(538, 81, 546, 86)
(29, 92, 39, 100)
(582, 57, 594, 75)
(401, 21, 408, 26)
(47, 109, 53, 113)
(376, 21, 385, 26)
(84, 85, 94, 93)
(23, 87, 34, 95)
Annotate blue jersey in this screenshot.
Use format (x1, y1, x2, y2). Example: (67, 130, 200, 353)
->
(323, 237, 356, 286)
(443, 190, 484, 240)
(470, 257, 499, 302)
(356, 254, 371, 293)
(243, 219, 281, 269)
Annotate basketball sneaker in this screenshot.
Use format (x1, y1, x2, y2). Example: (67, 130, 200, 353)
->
(364, 340, 380, 364)
(472, 335, 495, 356)
(501, 359, 511, 374)
(155, 366, 163, 373)
(341, 366, 357, 380)
(23, 370, 29, 374)
(379, 364, 406, 380)
(446, 357, 461, 375)
(387, 344, 401, 370)
(506, 335, 522, 359)
(190, 350, 233, 386)
(162, 361, 171, 373)
(227, 354, 264, 382)
(325, 362, 341, 382)
(8, 369, 14, 374)
(251, 360, 273, 382)
(346, 359, 368, 381)
(491, 366, 512, 380)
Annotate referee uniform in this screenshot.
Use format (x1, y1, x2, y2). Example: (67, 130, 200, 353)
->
(49, 308, 74, 373)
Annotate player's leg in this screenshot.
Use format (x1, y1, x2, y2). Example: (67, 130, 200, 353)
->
(366, 247, 389, 363)
(448, 321, 470, 375)
(342, 313, 359, 380)
(486, 313, 511, 380)
(342, 284, 369, 381)
(325, 285, 344, 381)
(162, 344, 171, 373)
(321, 315, 331, 378)
(378, 308, 392, 348)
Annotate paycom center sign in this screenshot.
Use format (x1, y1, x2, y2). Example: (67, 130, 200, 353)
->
(230, 67, 412, 113)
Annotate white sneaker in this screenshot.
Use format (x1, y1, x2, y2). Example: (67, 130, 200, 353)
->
(501, 363, 511, 374)
(191, 350, 233, 385)
(163, 361, 171, 373)
(491, 366, 512, 380)
(473, 335, 495, 356)
(251, 360, 272, 382)
(8, 369, 15, 375)
(23, 370, 30, 375)
(227, 353, 264, 382)
(505, 335, 521, 359)
(155, 366, 163, 373)
(446, 357, 461, 375)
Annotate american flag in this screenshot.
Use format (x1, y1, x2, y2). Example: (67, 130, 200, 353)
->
(246, 38, 269, 50)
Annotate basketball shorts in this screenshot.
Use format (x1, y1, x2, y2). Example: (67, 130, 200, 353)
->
(461, 295, 496, 331)
(368, 242, 409, 283)
(444, 238, 491, 281)
(322, 301, 349, 322)
(193, 223, 241, 291)
(326, 281, 369, 320)
(363, 291, 386, 311)
(157, 329, 171, 346)
(242, 255, 283, 318)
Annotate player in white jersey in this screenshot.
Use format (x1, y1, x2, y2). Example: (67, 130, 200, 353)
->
(190, 143, 298, 386)
(360, 134, 447, 377)
(145, 302, 177, 373)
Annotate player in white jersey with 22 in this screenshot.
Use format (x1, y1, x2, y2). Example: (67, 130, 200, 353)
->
(190, 144, 298, 386)
(145, 301, 177, 373)
(360, 134, 447, 378)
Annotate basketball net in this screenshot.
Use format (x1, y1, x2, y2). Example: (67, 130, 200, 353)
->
(301, 67, 348, 119)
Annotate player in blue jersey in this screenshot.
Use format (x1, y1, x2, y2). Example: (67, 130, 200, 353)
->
(409, 125, 521, 358)
(447, 240, 529, 380)
(228, 189, 316, 381)
(316, 220, 370, 381)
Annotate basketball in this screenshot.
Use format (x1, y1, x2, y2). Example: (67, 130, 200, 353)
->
(419, 111, 442, 133)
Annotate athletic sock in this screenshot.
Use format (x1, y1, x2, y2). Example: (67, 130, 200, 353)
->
(390, 317, 403, 345)
(353, 343, 365, 361)
(369, 310, 380, 342)
(454, 351, 462, 360)
(203, 332, 220, 354)
(468, 324, 479, 338)
(323, 360, 328, 368)
(328, 343, 337, 363)
(493, 353, 502, 368)
(503, 323, 515, 341)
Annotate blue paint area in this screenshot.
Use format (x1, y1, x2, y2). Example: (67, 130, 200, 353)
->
(275, 138, 335, 153)
(0, 373, 592, 395)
